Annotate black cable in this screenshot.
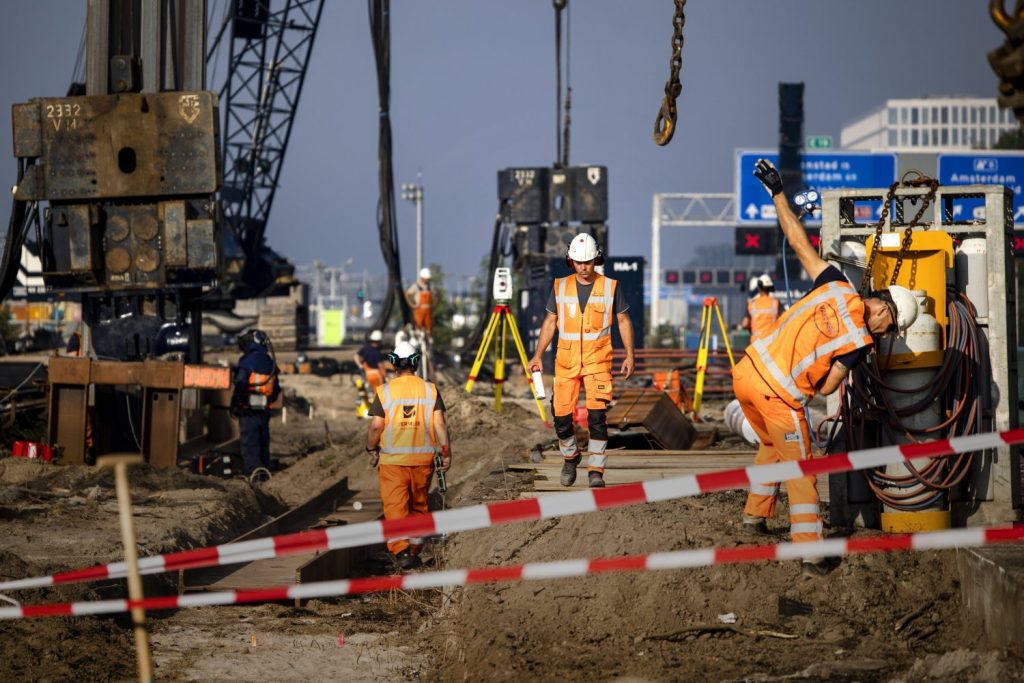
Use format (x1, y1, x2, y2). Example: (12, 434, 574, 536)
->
(368, 0, 410, 330)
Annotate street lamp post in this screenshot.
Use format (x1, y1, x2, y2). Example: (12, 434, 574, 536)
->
(401, 175, 424, 275)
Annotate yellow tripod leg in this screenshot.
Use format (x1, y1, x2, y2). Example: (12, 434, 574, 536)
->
(466, 309, 500, 393)
(693, 303, 711, 414)
(505, 306, 549, 424)
(713, 302, 736, 368)
(495, 314, 507, 412)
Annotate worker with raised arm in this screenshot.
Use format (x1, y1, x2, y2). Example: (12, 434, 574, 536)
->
(746, 274, 782, 341)
(405, 268, 435, 335)
(354, 329, 388, 392)
(528, 233, 635, 489)
(735, 159, 919, 576)
(365, 341, 450, 570)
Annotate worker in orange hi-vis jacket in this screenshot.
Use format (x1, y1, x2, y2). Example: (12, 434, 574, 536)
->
(746, 274, 782, 340)
(735, 159, 920, 577)
(365, 341, 450, 571)
(528, 233, 635, 490)
(405, 268, 434, 335)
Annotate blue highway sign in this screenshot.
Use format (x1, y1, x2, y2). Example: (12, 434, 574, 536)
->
(736, 150, 898, 225)
(938, 153, 1024, 225)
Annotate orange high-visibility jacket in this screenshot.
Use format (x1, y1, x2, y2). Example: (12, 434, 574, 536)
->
(747, 293, 780, 340)
(376, 374, 438, 466)
(248, 372, 277, 397)
(745, 280, 872, 409)
(553, 275, 617, 378)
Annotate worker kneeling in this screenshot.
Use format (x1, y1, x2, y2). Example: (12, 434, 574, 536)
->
(736, 159, 918, 576)
(365, 341, 451, 570)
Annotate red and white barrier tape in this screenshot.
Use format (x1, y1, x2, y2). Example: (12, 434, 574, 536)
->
(1, 525, 1021, 620)
(1, 428, 1021, 592)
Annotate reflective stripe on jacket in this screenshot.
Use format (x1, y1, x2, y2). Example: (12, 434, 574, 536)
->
(746, 280, 872, 409)
(747, 293, 780, 340)
(248, 372, 277, 397)
(554, 275, 616, 378)
(377, 374, 437, 466)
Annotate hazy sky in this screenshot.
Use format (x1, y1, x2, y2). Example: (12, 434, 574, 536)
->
(0, 1, 1004, 283)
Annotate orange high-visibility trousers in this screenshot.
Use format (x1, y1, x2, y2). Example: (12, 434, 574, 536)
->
(378, 463, 434, 555)
(364, 364, 384, 392)
(733, 357, 822, 543)
(413, 307, 433, 334)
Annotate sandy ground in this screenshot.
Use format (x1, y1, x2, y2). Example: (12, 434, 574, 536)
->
(1, 369, 1022, 681)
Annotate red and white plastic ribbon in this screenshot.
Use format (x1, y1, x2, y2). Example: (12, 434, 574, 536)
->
(1, 429, 1021, 592)
(1, 524, 1021, 620)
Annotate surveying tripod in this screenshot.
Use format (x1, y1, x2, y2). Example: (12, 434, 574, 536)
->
(692, 296, 735, 415)
(465, 270, 547, 423)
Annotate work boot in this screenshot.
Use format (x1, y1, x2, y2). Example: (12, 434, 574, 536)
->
(394, 550, 422, 571)
(741, 515, 769, 535)
(588, 471, 606, 488)
(560, 454, 582, 487)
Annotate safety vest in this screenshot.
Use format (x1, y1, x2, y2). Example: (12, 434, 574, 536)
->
(553, 275, 616, 378)
(747, 293, 780, 340)
(746, 280, 872, 409)
(245, 370, 277, 408)
(416, 284, 433, 309)
(377, 374, 438, 466)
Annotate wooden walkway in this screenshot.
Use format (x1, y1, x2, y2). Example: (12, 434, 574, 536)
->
(511, 448, 831, 503)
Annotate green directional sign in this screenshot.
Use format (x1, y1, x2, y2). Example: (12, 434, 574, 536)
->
(806, 135, 833, 149)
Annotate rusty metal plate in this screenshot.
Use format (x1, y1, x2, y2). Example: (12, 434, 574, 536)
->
(105, 247, 132, 274)
(135, 245, 161, 272)
(107, 214, 130, 242)
(162, 201, 188, 267)
(186, 219, 217, 269)
(11, 102, 42, 158)
(143, 359, 185, 389)
(134, 213, 159, 240)
(13, 91, 219, 201)
(183, 364, 231, 390)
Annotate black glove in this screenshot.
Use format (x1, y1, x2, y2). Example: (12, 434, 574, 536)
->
(753, 158, 784, 197)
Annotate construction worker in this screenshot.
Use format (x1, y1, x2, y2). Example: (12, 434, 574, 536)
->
(746, 274, 782, 340)
(405, 267, 434, 335)
(354, 329, 388, 392)
(528, 233, 635, 489)
(232, 329, 281, 477)
(365, 341, 451, 570)
(735, 159, 918, 575)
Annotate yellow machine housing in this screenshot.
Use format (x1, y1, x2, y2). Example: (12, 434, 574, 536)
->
(865, 230, 954, 370)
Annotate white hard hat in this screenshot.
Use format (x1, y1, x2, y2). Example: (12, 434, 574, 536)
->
(369, 329, 383, 342)
(419, 267, 432, 280)
(392, 341, 419, 359)
(759, 274, 774, 288)
(566, 233, 600, 263)
(884, 285, 919, 333)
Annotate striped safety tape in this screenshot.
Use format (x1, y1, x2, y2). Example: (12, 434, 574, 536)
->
(1, 428, 1021, 592)
(1, 525, 1021, 620)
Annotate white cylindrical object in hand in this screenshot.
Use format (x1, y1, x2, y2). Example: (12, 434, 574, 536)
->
(531, 371, 546, 399)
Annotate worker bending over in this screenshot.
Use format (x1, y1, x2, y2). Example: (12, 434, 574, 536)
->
(735, 159, 917, 575)
(354, 329, 388, 392)
(529, 233, 635, 489)
(365, 341, 451, 570)
(232, 329, 281, 477)
(746, 274, 781, 341)
(406, 267, 434, 335)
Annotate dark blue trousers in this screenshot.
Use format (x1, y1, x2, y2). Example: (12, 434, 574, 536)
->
(239, 411, 271, 474)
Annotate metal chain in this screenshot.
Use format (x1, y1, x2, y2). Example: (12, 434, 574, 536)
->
(653, 0, 686, 146)
(889, 175, 939, 285)
(858, 175, 939, 294)
(859, 182, 899, 296)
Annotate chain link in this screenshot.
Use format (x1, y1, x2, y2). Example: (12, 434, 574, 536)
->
(653, 0, 686, 146)
(858, 175, 940, 295)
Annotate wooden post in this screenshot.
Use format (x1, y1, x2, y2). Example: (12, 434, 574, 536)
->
(97, 454, 153, 683)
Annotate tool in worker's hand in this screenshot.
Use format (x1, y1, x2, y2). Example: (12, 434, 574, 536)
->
(434, 451, 448, 494)
(466, 268, 548, 424)
(692, 296, 735, 417)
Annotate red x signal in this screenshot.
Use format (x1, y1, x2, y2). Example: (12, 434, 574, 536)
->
(809, 234, 821, 249)
(744, 234, 761, 249)
(1014, 235, 1024, 255)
